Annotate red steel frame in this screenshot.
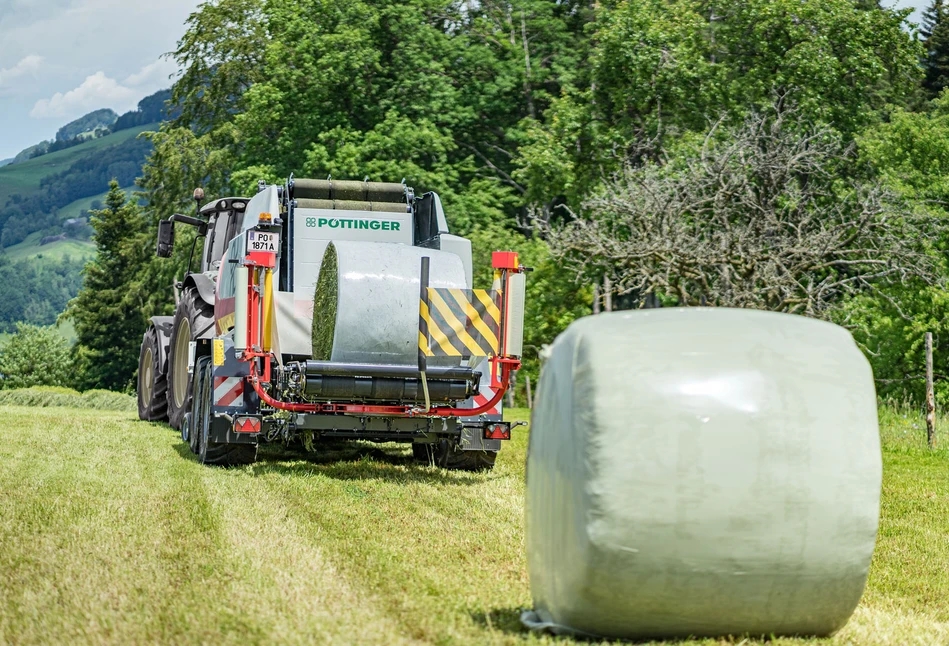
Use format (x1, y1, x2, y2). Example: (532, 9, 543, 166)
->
(239, 247, 523, 418)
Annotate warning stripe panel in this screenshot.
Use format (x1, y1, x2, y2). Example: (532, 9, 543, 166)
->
(419, 289, 501, 358)
(214, 376, 244, 407)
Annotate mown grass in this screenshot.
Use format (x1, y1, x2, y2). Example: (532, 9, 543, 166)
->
(0, 405, 946, 644)
(0, 386, 134, 411)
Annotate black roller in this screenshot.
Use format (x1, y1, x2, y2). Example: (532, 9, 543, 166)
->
(303, 375, 473, 403)
(302, 361, 478, 381)
(292, 178, 406, 203)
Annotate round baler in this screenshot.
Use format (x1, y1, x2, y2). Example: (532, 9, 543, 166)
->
(137, 178, 526, 470)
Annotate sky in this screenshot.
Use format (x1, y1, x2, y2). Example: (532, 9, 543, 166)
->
(0, 0, 201, 161)
(0, 0, 934, 162)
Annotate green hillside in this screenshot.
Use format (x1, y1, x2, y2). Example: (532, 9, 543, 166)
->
(4, 230, 95, 262)
(57, 184, 133, 221)
(0, 124, 155, 206)
(0, 119, 154, 332)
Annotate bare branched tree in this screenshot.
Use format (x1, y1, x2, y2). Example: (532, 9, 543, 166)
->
(546, 108, 946, 317)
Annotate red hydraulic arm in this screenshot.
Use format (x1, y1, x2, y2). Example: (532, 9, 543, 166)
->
(239, 246, 525, 418)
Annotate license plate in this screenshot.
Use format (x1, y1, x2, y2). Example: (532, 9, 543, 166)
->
(247, 231, 279, 253)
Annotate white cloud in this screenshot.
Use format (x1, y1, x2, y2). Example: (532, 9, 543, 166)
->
(29, 57, 177, 120)
(123, 57, 176, 88)
(30, 71, 137, 119)
(0, 55, 44, 86)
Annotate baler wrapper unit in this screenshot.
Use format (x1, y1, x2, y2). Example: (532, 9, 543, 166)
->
(140, 176, 528, 469)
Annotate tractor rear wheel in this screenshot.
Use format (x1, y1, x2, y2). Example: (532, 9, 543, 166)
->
(167, 286, 215, 430)
(137, 326, 168, 421)
(195, 359, 258, 467)
(416, 439, 497, 471)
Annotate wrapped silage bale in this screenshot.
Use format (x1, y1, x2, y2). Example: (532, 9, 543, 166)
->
(312, 241, 467, 365)
(524, 308, 881, 641)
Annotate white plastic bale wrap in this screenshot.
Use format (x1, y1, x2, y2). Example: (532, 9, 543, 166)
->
(313, 241, 467, 365)
(524, 309, 881, 640)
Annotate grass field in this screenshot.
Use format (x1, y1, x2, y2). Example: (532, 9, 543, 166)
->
(0, 126, 155, 206)
(3, 229, 95, 262)
(55, 183, 137, 223)
(0, 405, 947, 645)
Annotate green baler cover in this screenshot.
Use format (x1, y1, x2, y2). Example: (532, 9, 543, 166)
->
(524, 308, 881, 640)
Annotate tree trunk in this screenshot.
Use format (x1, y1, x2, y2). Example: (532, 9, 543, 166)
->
(926, 331, 935, 449)
(521, 11, 536, 119)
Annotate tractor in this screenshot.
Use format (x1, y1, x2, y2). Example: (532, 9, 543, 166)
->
(137, 178, 527, 470)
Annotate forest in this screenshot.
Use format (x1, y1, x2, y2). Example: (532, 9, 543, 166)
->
(56, 0, 949, 400)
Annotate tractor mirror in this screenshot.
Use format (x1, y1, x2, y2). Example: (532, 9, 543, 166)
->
(156, 219, 175, 258)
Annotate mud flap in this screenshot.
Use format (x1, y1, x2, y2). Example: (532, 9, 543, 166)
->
(459, 425, 501, 452)
(208, 337, 259, 444)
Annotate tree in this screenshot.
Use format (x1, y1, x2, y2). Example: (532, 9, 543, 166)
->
(516, 0, 922, 214)
(65, 182, 150, 391)
(859, 91, 949, 205)
(0, 324, 74, 390)
(923, 0, 949, 96)
(547, 107, 946, 317)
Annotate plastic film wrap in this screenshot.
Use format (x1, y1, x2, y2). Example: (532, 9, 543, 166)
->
(524, 308, 881, 641)
(312, 241, 467, 365)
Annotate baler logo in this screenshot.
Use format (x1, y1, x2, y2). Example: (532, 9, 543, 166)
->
(305, 217, 401, 232)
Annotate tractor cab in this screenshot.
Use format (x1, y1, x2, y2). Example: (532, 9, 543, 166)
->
(198, 198, 249, 273)
(156, 195, 249, 276)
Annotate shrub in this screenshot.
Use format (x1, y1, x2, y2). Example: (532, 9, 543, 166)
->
(0, 324, 75, 390)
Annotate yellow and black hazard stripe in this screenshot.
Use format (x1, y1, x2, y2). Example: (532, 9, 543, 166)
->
(419, 288, 501, 357)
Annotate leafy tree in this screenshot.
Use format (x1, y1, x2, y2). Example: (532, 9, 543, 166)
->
(65, 182, 150, 391)
(517, 0, 922, 213)
(0, 323, 74, 390)
(548, 107, 946, 316)
(923, 0, 949, 97)
(859, 91, 949, 204)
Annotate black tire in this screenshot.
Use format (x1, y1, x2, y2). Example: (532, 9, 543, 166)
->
(422, 438, 497, 471)
(188, 357, 207, 455)
(196, 359, 258, 467)
(137, 326, 168, 421)
(167, 286, 215, 430)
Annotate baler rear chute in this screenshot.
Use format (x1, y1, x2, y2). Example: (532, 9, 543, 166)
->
(138, 177, 528, 470)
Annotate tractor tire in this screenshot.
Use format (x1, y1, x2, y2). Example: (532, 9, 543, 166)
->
(195, 359, 258, 467)
(167, 286, 215, 430)
(421, 438, 497, 471)
(137, 326, 168, 421)
(188, 358, 208, 455)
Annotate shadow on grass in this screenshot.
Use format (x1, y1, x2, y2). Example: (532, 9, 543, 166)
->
(167, 428, 489, 485)
(173, 440, 198, 462)
(470, 608, 529, 635)
(251, 443, 486, 485)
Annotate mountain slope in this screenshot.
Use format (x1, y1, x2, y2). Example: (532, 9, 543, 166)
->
(0, 123, 155, 207)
